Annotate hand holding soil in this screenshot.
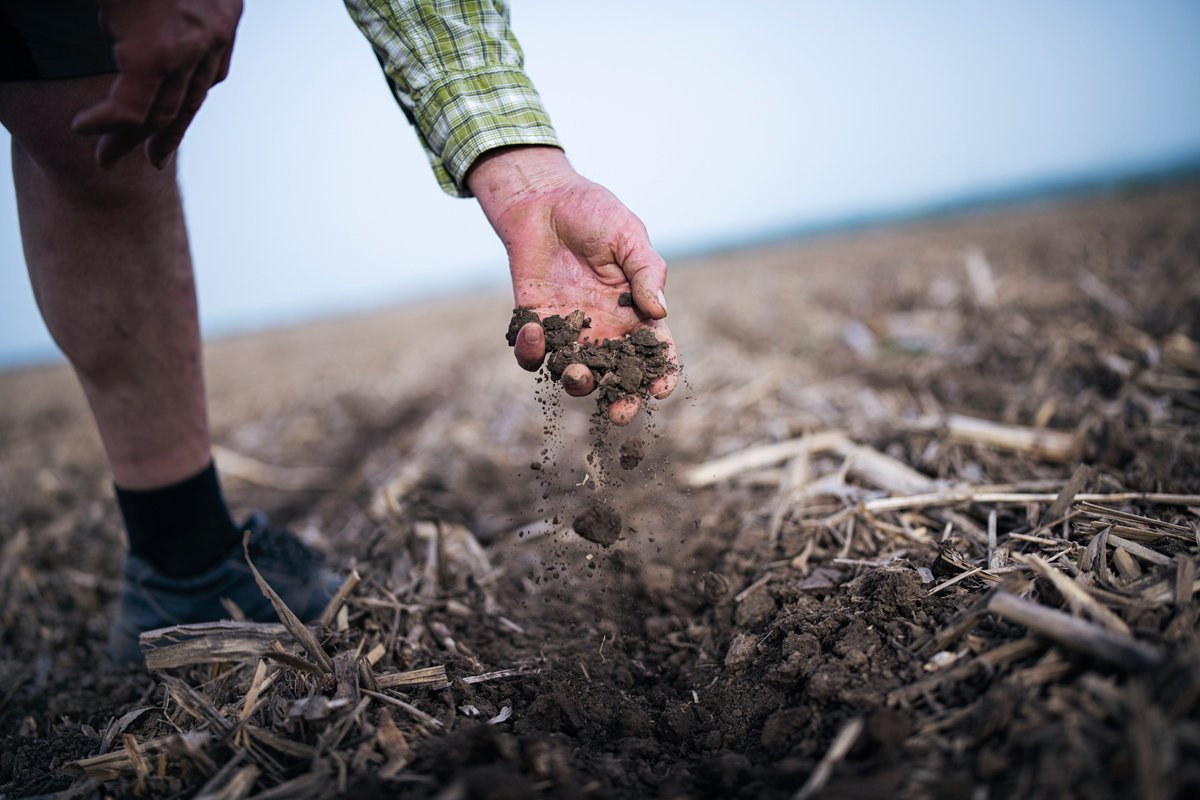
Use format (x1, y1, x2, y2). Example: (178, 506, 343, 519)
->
(468, 147, 680, 424)
(505, 303, 675, 422)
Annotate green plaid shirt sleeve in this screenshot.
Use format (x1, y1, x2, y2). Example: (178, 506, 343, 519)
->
(343, 0, 562, 197)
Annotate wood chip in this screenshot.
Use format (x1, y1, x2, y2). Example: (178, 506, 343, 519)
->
(986, 591, 1162, 671)
(243, 532, 334, 673)
(1039, 464, 1090, 527)
(362, 690, 443, 729)
(212, 443, 333, 490)
(1112, 547, 1142, 581)
(374, 665, 448, 690)
(928, 567, 983, 596)
(1018, 553, 1131, 636)
(684, 431, 849, 488)
(792, 717, 863, 800)
(1106, 534, 1173, 567)
(1176, 556, 1196, 606)
(141, 622, 293, 670)
(944, 414, 1082, 463)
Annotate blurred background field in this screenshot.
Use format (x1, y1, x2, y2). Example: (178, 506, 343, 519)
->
(2, 0, 1200, 366)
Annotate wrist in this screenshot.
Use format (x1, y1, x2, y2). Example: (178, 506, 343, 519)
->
(468, 145, 576, 227)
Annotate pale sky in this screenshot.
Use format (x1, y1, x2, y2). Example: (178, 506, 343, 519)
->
(2, 1, 1199, 366)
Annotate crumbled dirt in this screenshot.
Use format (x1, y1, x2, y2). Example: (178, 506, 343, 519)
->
(571, 500, 622, 546)
(506, 307, 672, 410)
(2, 183, 1200, 799)
(618, 437, 644, 470)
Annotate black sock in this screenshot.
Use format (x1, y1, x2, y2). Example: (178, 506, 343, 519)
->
(115, 462, 241, 578)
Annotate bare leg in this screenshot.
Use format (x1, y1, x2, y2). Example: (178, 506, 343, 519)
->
(0, 76, 211, 489)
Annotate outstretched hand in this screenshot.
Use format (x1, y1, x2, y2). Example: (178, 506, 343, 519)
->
(468, 146, 679, 424)
(72, 0, 243, 169)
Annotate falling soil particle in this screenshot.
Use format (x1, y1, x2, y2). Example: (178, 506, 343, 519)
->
(571, 501, 622, 546)
(618, 437, 644, 470)
(506, 307, 672, 413)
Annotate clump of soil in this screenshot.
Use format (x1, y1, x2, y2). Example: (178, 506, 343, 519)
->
(618, 437, 644, 470)
(505, 306, 672, 412)
(571, 500, 622, 545)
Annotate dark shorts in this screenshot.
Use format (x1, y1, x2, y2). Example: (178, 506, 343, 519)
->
(0, 0, 116, 81)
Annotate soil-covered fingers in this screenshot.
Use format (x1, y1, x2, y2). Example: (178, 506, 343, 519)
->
(514, 322, 546, 371)
(561, 363, 594, 396)
(608, 394, 641, 425)
(648, 325, 680, 399)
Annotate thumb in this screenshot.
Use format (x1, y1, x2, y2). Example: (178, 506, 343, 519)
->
(622, 242, 668, 320)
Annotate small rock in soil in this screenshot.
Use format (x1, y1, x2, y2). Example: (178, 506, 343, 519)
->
(724, 632, 758, 669)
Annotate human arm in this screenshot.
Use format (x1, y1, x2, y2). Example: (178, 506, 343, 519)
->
(73, 0, 243, 169)
(343, 1, 678, 421)
(467, 145, 677, 423)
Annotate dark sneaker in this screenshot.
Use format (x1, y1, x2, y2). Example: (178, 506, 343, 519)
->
(109, 512, 340, 666)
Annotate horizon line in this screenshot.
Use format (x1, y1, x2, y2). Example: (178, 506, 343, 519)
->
(3, 150, 1198, 372)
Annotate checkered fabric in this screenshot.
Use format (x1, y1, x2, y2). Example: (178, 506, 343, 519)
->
(344, 0, 562, 197)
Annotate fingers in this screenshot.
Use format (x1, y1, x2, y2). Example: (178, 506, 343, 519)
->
(648, 324, 680, 400)
(72, 70, 160, 135)
(607, 395, 641, 426)
(561, 363, 594, 396)
(73, 70, 161, 167)
(145, 64, 193, 130)
(215, 25, 237, 83)
(72, 45, 232, 169)
(513, 322, 546, 371)
(622, 242, 668, 320)
(146, 50, 223, 168)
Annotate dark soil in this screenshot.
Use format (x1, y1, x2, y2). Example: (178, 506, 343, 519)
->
(618, 437, 644, 470)
(3, 184, 1200, 799)
(506, 307, 673, 410)
(571, 500, 623, 546)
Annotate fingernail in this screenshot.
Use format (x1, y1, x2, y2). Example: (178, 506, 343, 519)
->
(522, 325, 541, 344)
(657, 289, 668, 312)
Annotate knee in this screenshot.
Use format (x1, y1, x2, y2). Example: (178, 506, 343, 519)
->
(14, 132, 175, 205)
(2, 84, 174, 204)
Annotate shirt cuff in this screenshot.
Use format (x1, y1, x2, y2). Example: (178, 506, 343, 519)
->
(414, 65, 562, 197)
